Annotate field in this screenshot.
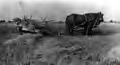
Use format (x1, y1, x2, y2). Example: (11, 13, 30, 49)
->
(0, 23, 120, 65)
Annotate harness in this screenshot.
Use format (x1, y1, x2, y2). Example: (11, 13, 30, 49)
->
(73, 14, 87, 30)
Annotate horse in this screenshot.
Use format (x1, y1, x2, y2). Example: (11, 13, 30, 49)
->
(65, 12, 104, 35)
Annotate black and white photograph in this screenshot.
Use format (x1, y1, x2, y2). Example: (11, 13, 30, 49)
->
(0, 0, 120, 65)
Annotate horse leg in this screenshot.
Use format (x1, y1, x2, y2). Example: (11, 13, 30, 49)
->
(84, 22, 93, 35)
(68, 24, 74, 35)
(65, 24, 71, 35)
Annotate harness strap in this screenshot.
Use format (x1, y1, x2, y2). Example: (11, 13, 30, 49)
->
(79, 14, 87, 26)
(73, 14, 87, 30)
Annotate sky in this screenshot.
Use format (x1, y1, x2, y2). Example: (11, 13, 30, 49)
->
(0, 0, 120, 21)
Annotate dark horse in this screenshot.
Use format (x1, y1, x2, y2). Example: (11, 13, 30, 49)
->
(65, 12, 104, 35)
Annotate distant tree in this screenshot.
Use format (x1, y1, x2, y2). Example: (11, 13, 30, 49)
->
(110, 20, 113, 23)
